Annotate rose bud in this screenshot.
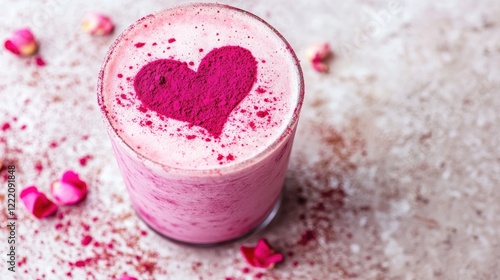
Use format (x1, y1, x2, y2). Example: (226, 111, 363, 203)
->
(82, 12, 114, 36)
(306, 42, 332, 73)
(4, 28, 38, 56)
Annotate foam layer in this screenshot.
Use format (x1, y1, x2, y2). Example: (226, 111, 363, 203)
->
(100, 4, 300, 170)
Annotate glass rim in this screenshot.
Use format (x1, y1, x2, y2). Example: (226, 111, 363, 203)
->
(97, 2, 305, 176)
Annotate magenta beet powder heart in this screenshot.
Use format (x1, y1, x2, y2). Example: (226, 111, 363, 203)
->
(97, 3, 304, 245)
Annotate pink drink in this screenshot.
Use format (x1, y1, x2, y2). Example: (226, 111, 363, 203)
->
(97, 3, 304, 244)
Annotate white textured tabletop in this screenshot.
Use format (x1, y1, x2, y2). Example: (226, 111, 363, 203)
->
(1, 0, 499, 279)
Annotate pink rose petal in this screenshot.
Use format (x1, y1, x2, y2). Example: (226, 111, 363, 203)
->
(118, 276, 138, 280)
(240, 238, 283, 269)
(4, 28, 38, 56)
(50, 170, 88, 205)
(20, 186, 58, 218)
(82, 13, 114, 36)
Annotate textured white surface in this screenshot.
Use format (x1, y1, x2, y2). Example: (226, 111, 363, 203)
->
(1, 0, 499, 279)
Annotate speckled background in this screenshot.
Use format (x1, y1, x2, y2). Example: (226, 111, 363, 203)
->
(1, 0, 499, 279)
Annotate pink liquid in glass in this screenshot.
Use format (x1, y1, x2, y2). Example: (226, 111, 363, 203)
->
(97, 3, 304, 244)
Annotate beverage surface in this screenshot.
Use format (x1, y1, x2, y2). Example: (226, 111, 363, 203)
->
(100, 4, 300, 170)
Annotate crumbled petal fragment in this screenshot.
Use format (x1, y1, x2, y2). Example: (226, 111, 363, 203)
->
(20, 186, 58, 218)
(4, 28, 38, 56)
(240, 238, 283, 269)
(82, 12, 114, 36)
(50, 170, 88, 205)
(306, 42, 332, 73)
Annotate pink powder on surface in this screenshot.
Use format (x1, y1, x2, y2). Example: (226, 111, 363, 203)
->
(256, 111, 269, 118)
(134, 46, 257, 138)
(168, 38, 176, 43)
(134, 42, 146, 48)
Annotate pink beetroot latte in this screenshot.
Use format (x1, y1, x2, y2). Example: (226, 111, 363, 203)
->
(97, 3, 304, 244)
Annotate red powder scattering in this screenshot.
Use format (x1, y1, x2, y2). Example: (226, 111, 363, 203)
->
(75, 260, 85, 267)
(140, 230, 148, 236)
(242, 267, 250, 273)
(189, 61, 194, 66)
(49, 141, 58, 148)
(20, 124, 27, 130)
(1, 122, 10, 131)
(34, 162, 43, 173)
(256, 87, 266, 94)
(298, 230, 316, 245)
(81, 235, 92, 246)
(82, 223, 90, 231)
(134, 46, 257, 138)
(292, 261, 299, 267)
(117, 74, 123, 78)
(256, 111, 269, 118)
(152, 42, 157, 46)
(18, 257, 27, 267)
(79, 155, 93, 166)
(168, 38, 176, 43)
(249, 122, 256, 130)
(217, 154, 224, 161)
(199, 48, 204, 52)
(138, 106, 148, 113)
(255, 273, 264, 279)
(35, 56, 46, 67)
(135, 42, 146, 48)
(226, 154, 234, 161)
(145, 120, 152, 126)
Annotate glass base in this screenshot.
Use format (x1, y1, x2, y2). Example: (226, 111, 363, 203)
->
(135, 192, 283, 247)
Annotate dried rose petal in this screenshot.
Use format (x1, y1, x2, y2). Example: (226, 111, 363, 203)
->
(118, 276, 138, 280)
(35, 56, 46, 67)
(20, 186, 58, 218)
(240, 238, 283, 269)
(50, 170, 88, 205)
(82, 13, 114, 36)
(306, 42, 332, 73)
(4, 28, 38, 57)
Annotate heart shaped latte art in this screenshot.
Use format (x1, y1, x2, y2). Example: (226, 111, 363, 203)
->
(134, 46, 258, 138)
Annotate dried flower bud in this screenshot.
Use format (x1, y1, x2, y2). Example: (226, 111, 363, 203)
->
(306, 42, 332, 73)
(82, 12, 114, 36)
(4, 28, 38, 56)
